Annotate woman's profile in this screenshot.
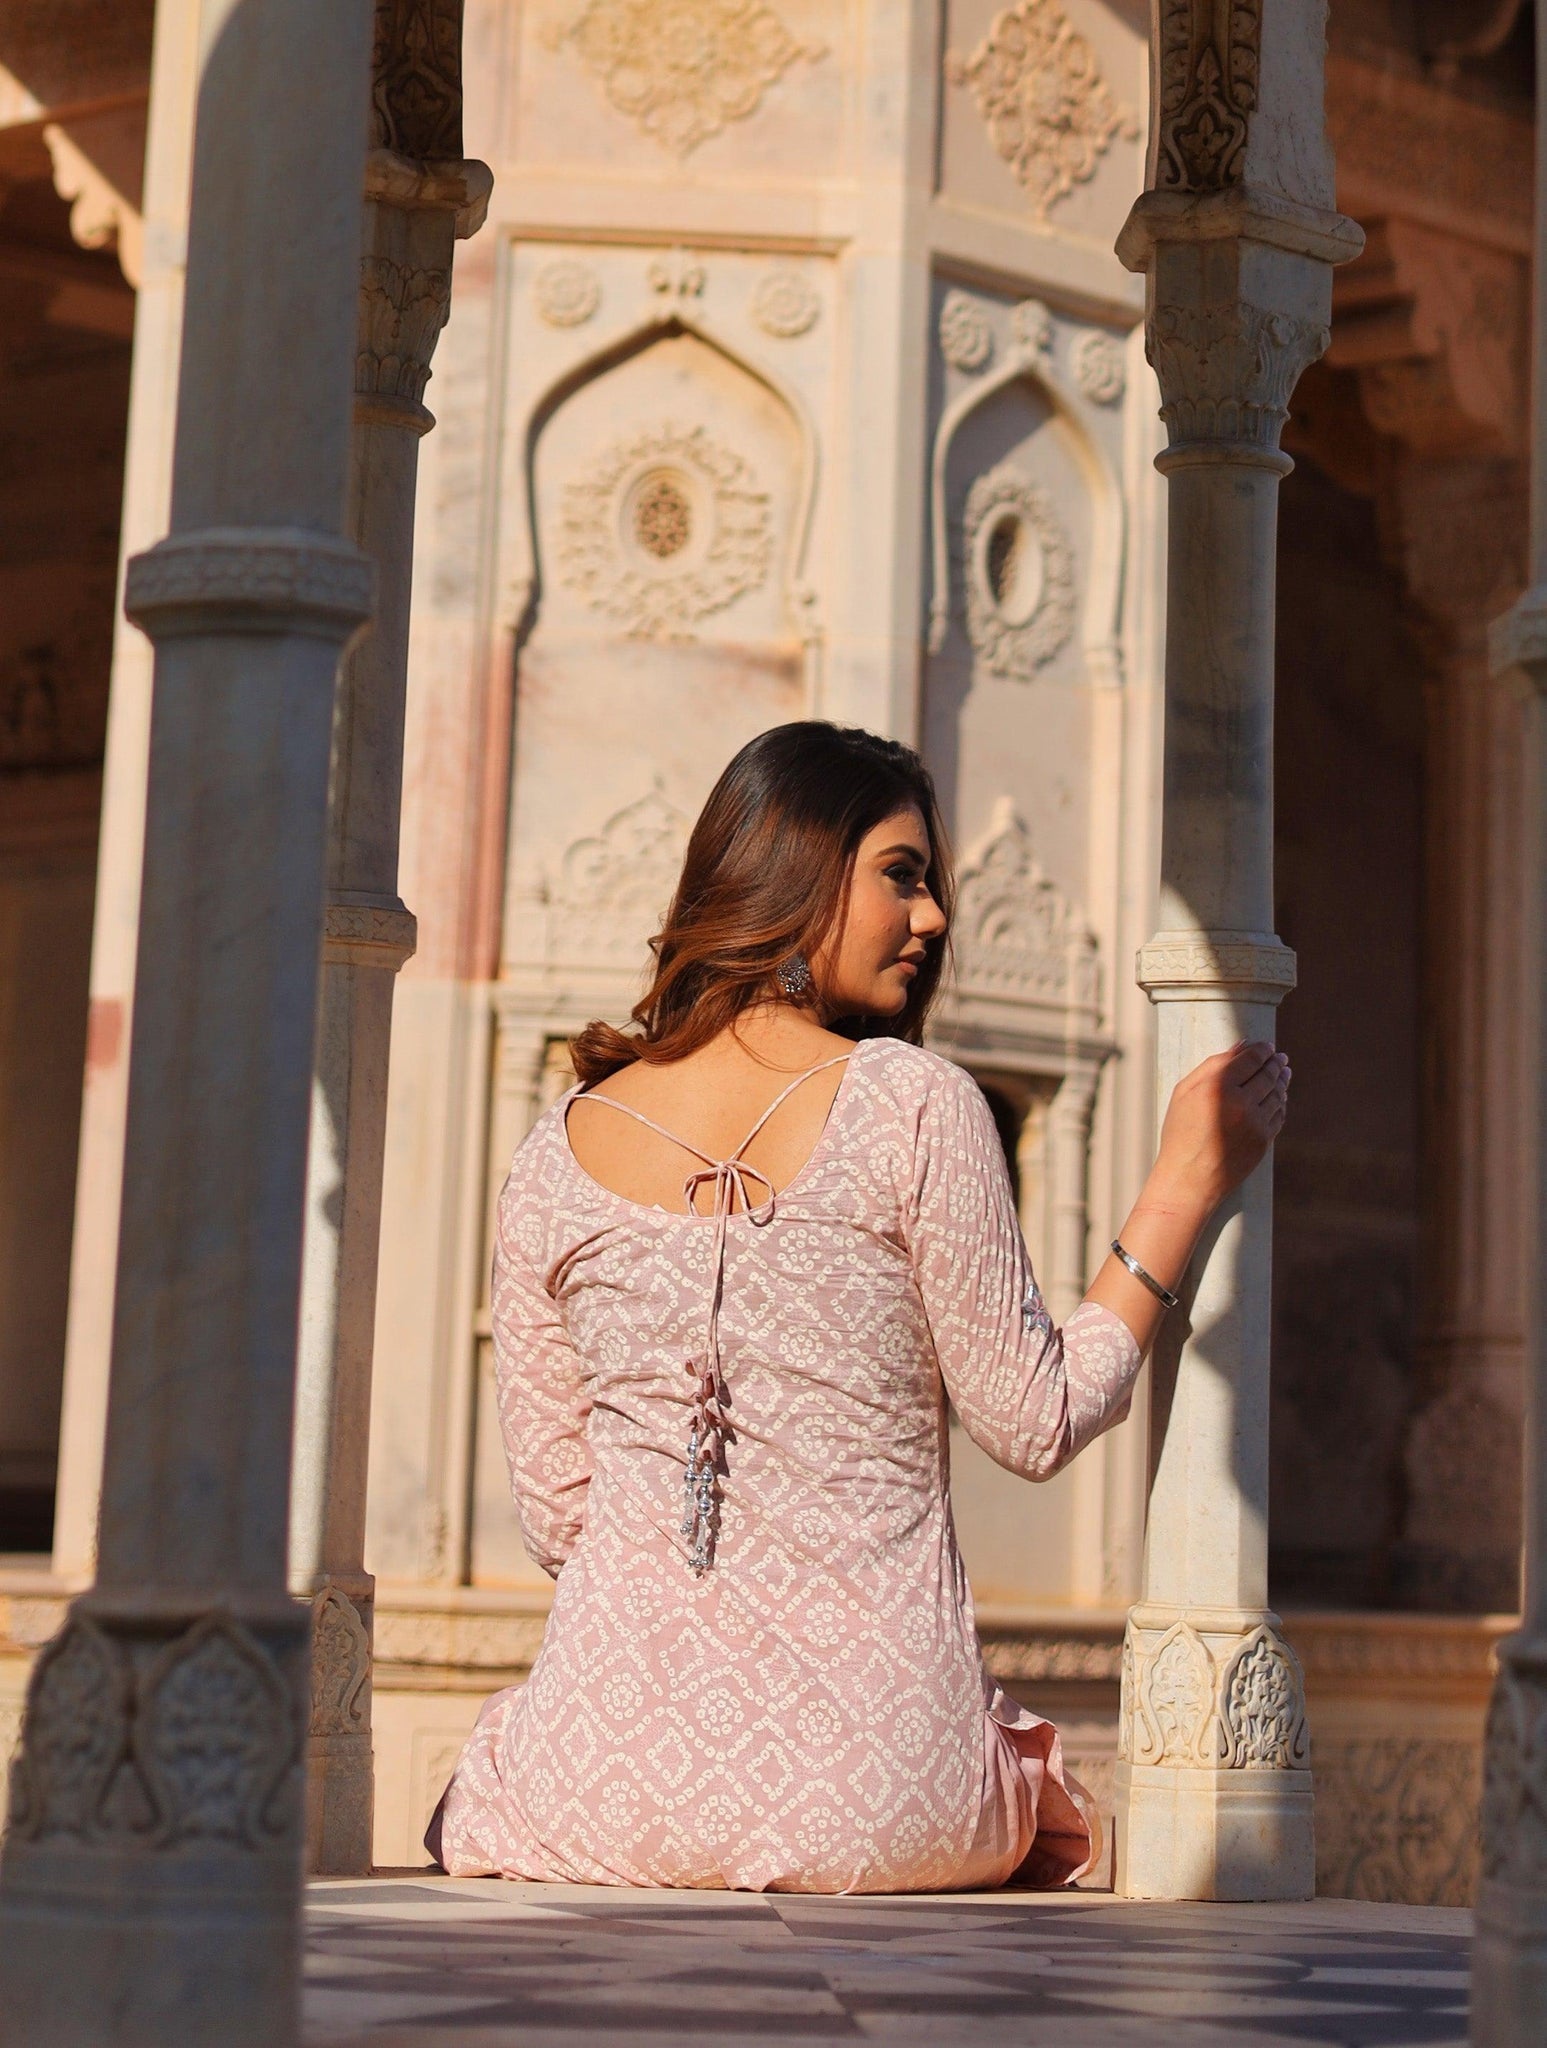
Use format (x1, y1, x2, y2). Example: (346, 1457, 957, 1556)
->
(429, 721, 1289, 1893)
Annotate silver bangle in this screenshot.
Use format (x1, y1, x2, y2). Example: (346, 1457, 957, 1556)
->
(1110, 1239, 1181, 1311)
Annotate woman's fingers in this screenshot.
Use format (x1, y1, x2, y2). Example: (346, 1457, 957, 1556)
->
(1223, 1040, 1279, 1087)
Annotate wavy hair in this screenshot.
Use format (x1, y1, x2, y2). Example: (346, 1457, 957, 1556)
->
(570, 723, 953, 1086)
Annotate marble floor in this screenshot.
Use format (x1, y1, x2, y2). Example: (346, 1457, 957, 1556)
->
(305, 1876, 1471, 2046)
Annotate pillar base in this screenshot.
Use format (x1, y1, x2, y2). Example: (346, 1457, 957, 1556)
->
(1472, 1877, 1547, 2045)
(1113, 1759, 1315, 1900)
(0, 1597, 308, 2047)
(303, 1580, 375, 1875)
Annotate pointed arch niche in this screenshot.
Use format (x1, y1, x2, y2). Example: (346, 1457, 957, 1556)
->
(920, 293, 1125, 1610)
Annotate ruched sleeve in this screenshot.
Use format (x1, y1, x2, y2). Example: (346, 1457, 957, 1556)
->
(906, 1059, 1141, 1481)
(491, 1186, 593, 1576)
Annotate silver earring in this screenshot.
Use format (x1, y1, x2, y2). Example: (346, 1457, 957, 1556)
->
(777, 955, 813, 999)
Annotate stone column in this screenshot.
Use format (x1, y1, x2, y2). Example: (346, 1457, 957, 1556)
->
(52, 0, 206, 1585)
(1110, 0, 1362, 1901)
(1473, 0, 1547, 2026)
(0, 2, 375, 2043)
(291, 0, 490, 1878)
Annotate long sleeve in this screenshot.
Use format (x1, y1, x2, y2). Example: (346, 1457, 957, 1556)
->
(906, 1060, 1141, 1481)
(491, 1187, 593, 1577)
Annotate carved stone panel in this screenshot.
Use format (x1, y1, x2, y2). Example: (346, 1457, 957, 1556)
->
(950, 799, 1099, 1013)
(371, 0, 465, 160)
(961, 465, 1076, 680)
(1119, 1607, 1311, 1777)
(549, 784, 690, 969)
(1154, 0, 1261, 194)
(555, 0, 826, 157)
(557, 421, 773, 640)
(944, 0, 1138, 219)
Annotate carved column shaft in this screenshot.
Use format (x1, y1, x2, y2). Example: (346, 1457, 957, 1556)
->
(290, 0, 490, 1877)
(1110, 0, 1362, 1904)
(1473, 0, 1547, 2025)
(0, 2, 376, 2042)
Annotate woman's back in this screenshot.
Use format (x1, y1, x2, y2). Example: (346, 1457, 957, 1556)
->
(434, 1037, 1138, 1893)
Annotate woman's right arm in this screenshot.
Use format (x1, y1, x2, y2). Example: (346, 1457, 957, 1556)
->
(491, 1196, 593, 1578)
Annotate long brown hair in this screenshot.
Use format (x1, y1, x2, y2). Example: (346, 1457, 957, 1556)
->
(570, 723, 954, 1086)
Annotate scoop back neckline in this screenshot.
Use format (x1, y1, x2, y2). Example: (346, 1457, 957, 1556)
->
(556, 1038, 875, 1221)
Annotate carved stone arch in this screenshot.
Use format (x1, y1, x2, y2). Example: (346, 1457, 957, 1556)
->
(503, 298, 822, 684)
(927, 312, 1126, 694)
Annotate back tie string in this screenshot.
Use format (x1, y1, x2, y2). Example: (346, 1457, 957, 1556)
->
(680, 1158, 776, 1575)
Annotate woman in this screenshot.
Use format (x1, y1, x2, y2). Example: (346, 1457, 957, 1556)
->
(431, 722, 1289, 1893)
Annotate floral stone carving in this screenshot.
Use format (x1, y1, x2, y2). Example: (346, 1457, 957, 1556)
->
(1148, 300, 1330, 453)
(556, 0, 825, 158)
(1120, 1609, 1311, 1775)
(371, 0, 465, 160)
(139, 1614, 299, 1846)
(945, 0, 1138, 219)
(951, 799, 1099, 1013)
(1221, 1626, 1312, 1769)
(751, 269, 820, 338)
(534, 258, 601, 327)
(557, 421, 772, 641)
(1155, 0, 1261, 193)
(1071, 328, 1125, 403)
(549, 785, 691, 969)
(7, 1615, 130, 1841)
(939, 290, 993, 372)
(961, 463, 1076, 680)
(357, 254, 452, 405)
(310, 1586, 372, 1737)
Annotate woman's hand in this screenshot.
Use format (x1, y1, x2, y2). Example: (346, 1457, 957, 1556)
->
(1083, 1041, 1290, 1355)
(1154, 1040, 1290, 1212)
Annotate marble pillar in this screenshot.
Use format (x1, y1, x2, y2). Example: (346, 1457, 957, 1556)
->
(52, 0, 206, 1586)
(0, 2, 374, 2042)
(291, 0, 490, 1878)
(1473, 0, 1547, 2026)
(1111, 0, 1362, 1901)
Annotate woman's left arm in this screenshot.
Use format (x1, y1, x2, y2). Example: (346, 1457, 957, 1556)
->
(490, 1191, 593, 1576)
(909, 1066, 1142, 1482)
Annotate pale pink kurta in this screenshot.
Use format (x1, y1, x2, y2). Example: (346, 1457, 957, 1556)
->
(436, 1037, 1142, 1893)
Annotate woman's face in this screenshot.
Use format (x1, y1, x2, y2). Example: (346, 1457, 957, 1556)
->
(813, 805, 948, 1019)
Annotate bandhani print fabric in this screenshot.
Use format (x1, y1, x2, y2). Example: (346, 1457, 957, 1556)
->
(435, 1037, 1141, 1892)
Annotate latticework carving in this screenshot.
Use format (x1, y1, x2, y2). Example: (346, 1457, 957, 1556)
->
(556, 0, 825, 157)
(1155, 0, 1261, 192)
(945, 0, 1138, 218)
(371, 0, 465, 159)
(557, 422, 772, 641)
